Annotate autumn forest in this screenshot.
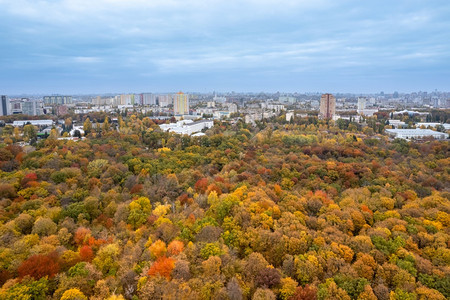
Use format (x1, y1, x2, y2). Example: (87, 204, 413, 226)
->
(0, 113, 449, 300)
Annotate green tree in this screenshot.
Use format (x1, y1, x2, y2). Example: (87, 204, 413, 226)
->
(93, 244, 120, 276)
(127, 196, 152, 228)
(23, 124, 37, 143)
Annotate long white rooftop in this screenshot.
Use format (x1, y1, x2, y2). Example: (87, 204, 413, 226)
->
(13, 120, 53, 126)
(386, 128, 447, 140)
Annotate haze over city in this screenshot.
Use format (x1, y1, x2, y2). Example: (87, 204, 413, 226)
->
(1, 0, 450, 94)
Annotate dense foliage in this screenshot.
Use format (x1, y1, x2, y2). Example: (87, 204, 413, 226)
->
(0, 115, 448, 299)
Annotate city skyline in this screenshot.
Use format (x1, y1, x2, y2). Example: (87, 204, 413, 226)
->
(1, 0, 450, 94)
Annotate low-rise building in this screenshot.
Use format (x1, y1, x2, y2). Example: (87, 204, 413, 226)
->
(388, 120, 407, 128)
(159, 119, 213, 135)
(267, 104, 285, 112)
(358, 108, 378, 116)
(70, 126, 85, 137)
(385, 128, 447, 140)
(225, 103, 238, 113)
(286, 111, 295, 122)
(279, 96, 296, 104)
(13, 120, 53, 127)
(416, 123, 450, 130)
(213, 111, 231, 119)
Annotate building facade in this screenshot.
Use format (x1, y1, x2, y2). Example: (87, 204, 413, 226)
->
(1, 95, 9, 116)
(10, 99, 22, 114)
(174, 92, 189, 115)
(385, 129, 447, 140)
(357, 97, 366, 113)
(142, 93, 158, 106)
(13, 120, 53, 127)
(279, 96, 296, 104)
(22, 100, 44, 116)
(43, 95, 72, 105)
(119, 94, 135, 105)
(319, 93, 336, 119)
(158, 94, 173, 107)
(159, 119, 213, 135)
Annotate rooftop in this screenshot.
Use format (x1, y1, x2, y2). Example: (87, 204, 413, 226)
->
(186, 119, 214, 126)
(13, 120, 53, 126)
(386, 128, 444, 134)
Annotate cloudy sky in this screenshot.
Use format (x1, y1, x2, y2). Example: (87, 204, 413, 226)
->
(0, 0, 449, 94)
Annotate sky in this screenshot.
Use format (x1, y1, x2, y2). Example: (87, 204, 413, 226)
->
(0, 0, 450, 94)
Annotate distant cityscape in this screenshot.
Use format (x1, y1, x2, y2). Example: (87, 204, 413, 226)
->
(1, 90, 449, 141)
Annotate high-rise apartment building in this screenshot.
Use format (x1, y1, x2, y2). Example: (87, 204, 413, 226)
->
(1, 95, 9, 116)
(142, 93, 158, 106)
(158, 94, 173, 107)
(120, 94, 134, 105)
(10, 99, 22, 114)
(174, 92, 189, 115)
(43, 95, 72, 105)
(357, 97, 366, 113)
(319, 93, 336, 119)
(22, 100, 44, 116)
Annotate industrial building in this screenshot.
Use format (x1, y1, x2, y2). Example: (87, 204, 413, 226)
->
(385, 129, 447, 140)
(159, 119, 213, 135)
(13, 120, 54, 127)
(416, 123, 450, 130)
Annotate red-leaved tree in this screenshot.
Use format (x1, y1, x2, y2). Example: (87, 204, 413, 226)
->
(79, 245, 94, 262)
(17, 252, 60, 279)
(148, 256, 175, 279)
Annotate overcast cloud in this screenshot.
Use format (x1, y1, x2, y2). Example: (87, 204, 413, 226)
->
(0, 0, 449, 94)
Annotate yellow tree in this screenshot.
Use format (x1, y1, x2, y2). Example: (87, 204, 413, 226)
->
(23, 124, 37, 142)
(83, 117, 92, 135)
(61, 288, 87, 300)
(13, 126, 21, 141)
(102, 116, 109, 133)
(65, 117, 72, 131)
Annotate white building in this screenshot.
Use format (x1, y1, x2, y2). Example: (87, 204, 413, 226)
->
(267, 104, 285, 112)
(357, 97, 366, 112)
(213, 111, 231, 119)
(117, 105, 134, 112)
(385, 129, 447, 140)
(92, 97, 115, 106)
(13, 120, 53, 127)
(358, 108, 379, 116)
(158, 94, 173, 107)
(74, 106, 113, 114)
(70, 125, 85, 137)
(159, 119, 213, 135)
(213, 94, 226, 104)
(279, 96, 296, 104)
(286, 111, 295, 122)
(225, 103, 238, 113)
(388, 120, 407, 128)
(416, 123, 450, 130)
(393, 110, 428, 116)
(142, 93, 158, 106)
